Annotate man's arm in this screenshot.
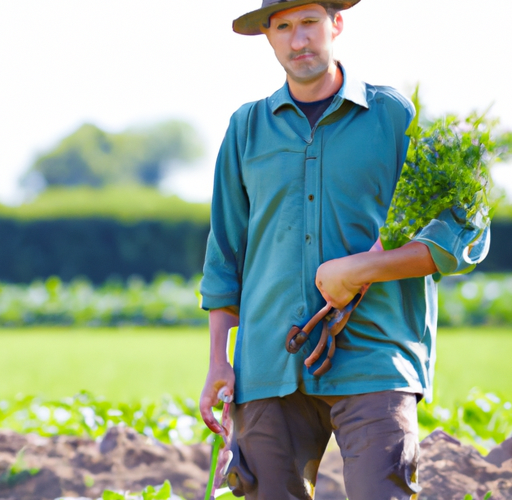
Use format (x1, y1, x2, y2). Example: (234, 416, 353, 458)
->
(316, 241, 437, 309)
(199, 307, 239, 434)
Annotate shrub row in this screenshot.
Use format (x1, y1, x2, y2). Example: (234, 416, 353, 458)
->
(0, 274, 206, 327)
(0, 186, 210, 223)
(438, 273, 512, 326)
(0, 272, 510, 327)
(0, 217, 510, 286)
(0, 218, 210, 284)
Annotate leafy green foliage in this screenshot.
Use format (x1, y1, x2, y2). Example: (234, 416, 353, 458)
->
(418, 389, 512, 452)
(102, 481, 180, 500)
(0, 274, 206, 327)
(0, 391, 211, 444)
(2, 273, 511, 328)
(1, 388, 511, 453)
(23, 120, 204, 189)
(0, 185, 210, 223)
(438, 273, 512, 326)
(381, 89, 501, 249)
(463, 493, 492, 500)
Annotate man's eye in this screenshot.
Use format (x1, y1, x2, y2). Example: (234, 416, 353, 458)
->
(277, 23, 289, 30)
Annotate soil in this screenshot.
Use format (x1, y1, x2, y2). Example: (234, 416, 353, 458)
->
(0, 426, 511, 500)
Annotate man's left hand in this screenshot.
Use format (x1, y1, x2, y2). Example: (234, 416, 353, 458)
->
(315, 254, 366, 309)
(316, 242, 438, 309)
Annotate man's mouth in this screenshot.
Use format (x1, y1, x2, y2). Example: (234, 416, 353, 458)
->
(290, 50, 315, 61)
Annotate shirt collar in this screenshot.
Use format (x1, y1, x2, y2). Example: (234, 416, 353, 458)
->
(269, 64, 369, 114)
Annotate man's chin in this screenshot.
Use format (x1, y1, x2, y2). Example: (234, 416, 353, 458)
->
(286, 68, 328, 86)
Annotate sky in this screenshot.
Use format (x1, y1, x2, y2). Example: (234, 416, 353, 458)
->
(1, 0, 512, 205)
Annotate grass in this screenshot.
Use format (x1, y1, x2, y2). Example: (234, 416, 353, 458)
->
(433, 326, 512, 407)
(0, 326, 210, 403)
(0, 326, 511, 408)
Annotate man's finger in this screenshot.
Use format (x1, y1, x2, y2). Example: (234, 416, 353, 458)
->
(200, 406, 223, 433)
(200, 395, 225, 433)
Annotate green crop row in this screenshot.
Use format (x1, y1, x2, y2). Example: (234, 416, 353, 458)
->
(0, 274, 207, 327)
(1, 389, 511, 452)
(0, 391, 209, 445)
(0, 272, 510, 327)
(438, 273, 512, 326)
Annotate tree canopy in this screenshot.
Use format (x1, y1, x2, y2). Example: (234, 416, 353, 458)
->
(23, 120, 204, 189)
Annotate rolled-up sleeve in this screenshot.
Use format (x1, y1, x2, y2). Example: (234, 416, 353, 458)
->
(199, 112, 250, 310)
(412, 205, 491, 275)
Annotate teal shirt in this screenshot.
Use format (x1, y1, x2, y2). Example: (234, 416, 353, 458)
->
(200, 68, 489, 404)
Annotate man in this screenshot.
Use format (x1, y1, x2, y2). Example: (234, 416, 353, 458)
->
(199, 1, 488, 498)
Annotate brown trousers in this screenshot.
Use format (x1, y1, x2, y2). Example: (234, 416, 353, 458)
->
(228, 390, 420, 500)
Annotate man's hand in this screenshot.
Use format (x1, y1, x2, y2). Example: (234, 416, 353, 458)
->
(316, 242, 438, 309)
(200, 361, 235, 434)
(316, 254, 366, 309)
(200, 307, 239, 434)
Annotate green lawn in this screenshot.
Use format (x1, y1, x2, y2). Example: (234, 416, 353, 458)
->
(0, 327, 210, 403)
(0, 326, 511, 408)
(433, 326, 512, 407)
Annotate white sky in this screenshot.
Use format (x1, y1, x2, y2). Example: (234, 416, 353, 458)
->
(1, 0, 512, 205)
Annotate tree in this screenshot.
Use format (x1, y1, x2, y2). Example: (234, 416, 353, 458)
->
(23, 120, 204, 189)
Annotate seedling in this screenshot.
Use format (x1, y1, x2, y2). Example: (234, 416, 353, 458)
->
(0, 447, 39, 487)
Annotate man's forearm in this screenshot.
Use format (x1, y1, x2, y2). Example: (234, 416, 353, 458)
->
(316, 241, 437, 309)
(209, 308, 239, 367)
(354, 241, 437, 283)
(200, 307, 239, 433)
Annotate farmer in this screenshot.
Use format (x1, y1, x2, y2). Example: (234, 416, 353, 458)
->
(199, 1, 488, 498)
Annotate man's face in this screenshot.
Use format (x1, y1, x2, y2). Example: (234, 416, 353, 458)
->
(262, 4, 343, 85)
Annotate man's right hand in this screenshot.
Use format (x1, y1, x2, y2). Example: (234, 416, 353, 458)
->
(200, 361, 235, 434)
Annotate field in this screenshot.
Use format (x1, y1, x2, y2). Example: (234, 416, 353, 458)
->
(0, 327, 209, 403)
(433, 326, 512, 406)
(0, 326, 511, 409)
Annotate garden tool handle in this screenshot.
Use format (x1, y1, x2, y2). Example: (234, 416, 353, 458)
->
(285, 302, 332, 354)
(218, 387, 233, 404)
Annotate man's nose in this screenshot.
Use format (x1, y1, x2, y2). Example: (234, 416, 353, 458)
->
(290, 26, 308, 51)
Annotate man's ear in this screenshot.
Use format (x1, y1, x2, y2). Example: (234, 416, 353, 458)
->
(332, 12, 343, 38)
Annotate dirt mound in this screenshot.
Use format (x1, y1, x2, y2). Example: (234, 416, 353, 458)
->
(317, 429, 512, 500)
(0, 427, 512, 499)
(0, 426, 209, 500)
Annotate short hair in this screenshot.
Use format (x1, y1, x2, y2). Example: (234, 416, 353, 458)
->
(319, 4, 342, 21)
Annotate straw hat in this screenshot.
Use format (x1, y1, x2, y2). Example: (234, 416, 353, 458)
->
(233, 0, 361, 36)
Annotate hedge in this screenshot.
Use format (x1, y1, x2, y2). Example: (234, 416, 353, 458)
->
(0, 186, 210, 223)
(0, 218, 509, 285)
(0, 218, 209, 284)
(476, 221, 512, 273)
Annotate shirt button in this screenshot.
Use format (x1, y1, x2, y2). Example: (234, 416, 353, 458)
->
(308, 194, 314, 201)
(305, 234, 311, 242)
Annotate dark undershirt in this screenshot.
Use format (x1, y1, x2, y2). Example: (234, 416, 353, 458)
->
(292, 94, 335, 128)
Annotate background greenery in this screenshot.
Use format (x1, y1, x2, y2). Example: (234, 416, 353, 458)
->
(1, 273, 510, 327)
(0, 186, 210, 223)
(0, 102, 509, 474)
(1, 325, 511, 454)
(0, 327, 209, 403)
(0, 325, 510, 410)
(22, 120, 204, 190)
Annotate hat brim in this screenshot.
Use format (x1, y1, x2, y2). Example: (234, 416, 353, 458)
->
(233, 0, 361, 36)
